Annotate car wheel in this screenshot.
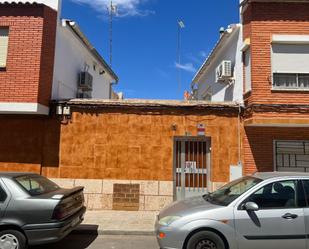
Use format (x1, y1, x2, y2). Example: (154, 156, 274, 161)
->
(0, 230, 27, 249)
(187, 231, 225, 249)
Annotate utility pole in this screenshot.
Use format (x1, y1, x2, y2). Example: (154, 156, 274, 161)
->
(177, 20, 185, 92)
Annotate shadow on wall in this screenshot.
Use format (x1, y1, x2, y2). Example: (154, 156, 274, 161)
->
(245, 127, 274, 173)
(0, 116, 60, 173)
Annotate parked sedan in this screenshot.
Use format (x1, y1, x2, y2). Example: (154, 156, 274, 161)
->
(156, 172, 309, 249)
(0, 172, 85, 249)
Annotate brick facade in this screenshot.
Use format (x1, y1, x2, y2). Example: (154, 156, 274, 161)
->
(243, 2, 309, 106)
(0, 3, 57, 107)
(242, 1, 309, 175)
(244, 127, 309, 175)
(113, 184, 140, 211)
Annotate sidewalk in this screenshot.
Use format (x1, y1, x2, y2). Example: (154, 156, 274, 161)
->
(76, 211, 158, 236)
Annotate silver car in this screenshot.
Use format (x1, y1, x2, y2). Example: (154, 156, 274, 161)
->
(0, 172, 86, 249)
(156, 172, 309, 249)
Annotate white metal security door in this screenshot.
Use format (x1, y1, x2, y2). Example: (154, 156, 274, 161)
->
(174, 137, 211, 200)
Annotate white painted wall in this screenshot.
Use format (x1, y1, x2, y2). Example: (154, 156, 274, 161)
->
(195, 26, 243, 102)
(52, 21, 115, 100)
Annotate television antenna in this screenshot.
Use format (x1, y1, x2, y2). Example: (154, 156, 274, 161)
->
(109, 1, 117, 67)
(177, 20, 185, 92)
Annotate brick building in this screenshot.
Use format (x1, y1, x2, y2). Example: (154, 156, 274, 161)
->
(193, 0, 309, 177)
(0, 2, 57, 114)
(241, 0, 309, 174)
(0, 0, 118, 115)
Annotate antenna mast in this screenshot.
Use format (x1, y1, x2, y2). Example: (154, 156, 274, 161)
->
(177, 20, 185, 92)
(109, 0, 115, 67)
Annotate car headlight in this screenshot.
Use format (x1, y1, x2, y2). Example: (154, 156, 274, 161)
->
(159, 216, 181, 226)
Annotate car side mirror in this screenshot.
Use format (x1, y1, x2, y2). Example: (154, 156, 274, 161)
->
(244, 202, 259, 211)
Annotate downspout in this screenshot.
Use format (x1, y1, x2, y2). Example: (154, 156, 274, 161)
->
(40, 118, 47, 176)
(237, 103, 243, 167)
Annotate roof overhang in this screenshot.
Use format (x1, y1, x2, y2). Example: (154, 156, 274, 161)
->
(54, 99, 241, 112)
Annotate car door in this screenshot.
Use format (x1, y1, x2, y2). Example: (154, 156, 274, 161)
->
(299, 180, 309, 249)
(234, 180, 306, 249)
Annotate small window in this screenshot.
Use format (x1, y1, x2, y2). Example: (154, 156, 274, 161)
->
(0, 28, 9, 68)
(0, 186, 7, 202)
(246, 180, 298, 209)
(273, 73, 309, 90)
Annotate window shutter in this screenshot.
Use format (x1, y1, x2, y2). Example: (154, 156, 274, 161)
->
(272, 44, 309, 73)
(0, 28, 9, 68)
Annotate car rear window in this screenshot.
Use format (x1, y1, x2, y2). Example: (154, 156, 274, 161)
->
(15, 175, 60, 196)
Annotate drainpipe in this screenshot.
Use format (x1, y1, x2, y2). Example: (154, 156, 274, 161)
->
(237, 103, 243, 167)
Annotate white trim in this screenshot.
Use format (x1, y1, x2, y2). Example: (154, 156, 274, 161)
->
(271, 88, 309, 92)
(0, 102, 49, 115)
(272, 35, 309, 44)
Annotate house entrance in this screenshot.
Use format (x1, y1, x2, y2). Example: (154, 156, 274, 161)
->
(174, 137, 211, 200)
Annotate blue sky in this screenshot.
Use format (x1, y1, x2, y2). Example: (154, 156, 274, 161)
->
(62, 0, 240, 99)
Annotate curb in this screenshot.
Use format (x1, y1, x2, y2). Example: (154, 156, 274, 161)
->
(72, 225, 155, 236)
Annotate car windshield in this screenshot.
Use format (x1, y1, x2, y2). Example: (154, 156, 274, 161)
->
(204, 176, 263, 206)
(15, 175, 60, 196)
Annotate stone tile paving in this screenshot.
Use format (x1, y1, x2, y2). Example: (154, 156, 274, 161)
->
(82, 211, 159, 233)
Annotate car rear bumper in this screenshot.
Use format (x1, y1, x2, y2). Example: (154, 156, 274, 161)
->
(23, 206, 86, 246)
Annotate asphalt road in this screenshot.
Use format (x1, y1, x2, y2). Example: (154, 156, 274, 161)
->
(30, 234, 159, 249)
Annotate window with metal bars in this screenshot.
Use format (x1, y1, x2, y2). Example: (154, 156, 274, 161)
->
(275, 141, 309, 172)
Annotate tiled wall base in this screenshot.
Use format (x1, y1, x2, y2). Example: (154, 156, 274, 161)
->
(50, 178, 174, 211)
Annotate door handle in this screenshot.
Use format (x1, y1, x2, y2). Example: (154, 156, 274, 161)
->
(282, 213, 298, 219)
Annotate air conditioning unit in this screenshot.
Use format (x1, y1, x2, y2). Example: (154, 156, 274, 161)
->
(216, 60, 232, 82)
(78, 71, 93, 90)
